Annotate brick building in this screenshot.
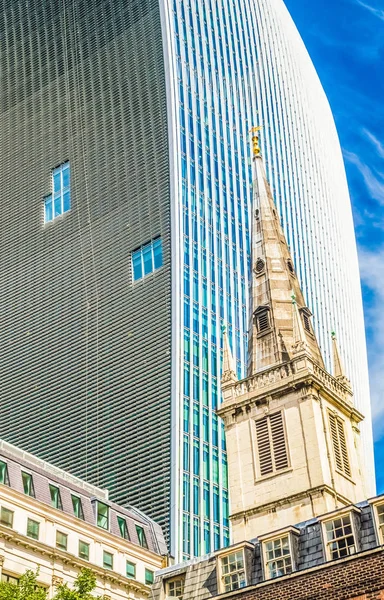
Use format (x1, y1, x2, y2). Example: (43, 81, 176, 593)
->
(151, 496, 384, 599)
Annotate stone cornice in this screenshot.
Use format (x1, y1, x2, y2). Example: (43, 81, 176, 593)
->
(229, 485, 354, 521)
(0, 484, 161, 566)
(0, 525, 151, 597)
(218, 355, 363, 423)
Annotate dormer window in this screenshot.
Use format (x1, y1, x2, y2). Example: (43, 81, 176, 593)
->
(260, 527, 299, 580)
(322, 512, 358, 560)
(370, 501, 384, 544)
(255, 306, 271, 334)
(220, 549, 246, 592)
(0, 461, 9, 486)
(165, 576, 185, 598)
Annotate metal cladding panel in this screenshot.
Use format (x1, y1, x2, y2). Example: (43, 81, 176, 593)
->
(0, 0, 172, 541)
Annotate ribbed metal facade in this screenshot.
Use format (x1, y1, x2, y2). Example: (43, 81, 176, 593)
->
(0, 0, 172, 542)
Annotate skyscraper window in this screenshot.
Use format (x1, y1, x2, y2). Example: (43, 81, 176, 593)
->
(132, 238, 163, 281)
(44, 162, 71, 223)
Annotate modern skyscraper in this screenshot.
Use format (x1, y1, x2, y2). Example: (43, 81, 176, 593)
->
(0, 0, 372, 562)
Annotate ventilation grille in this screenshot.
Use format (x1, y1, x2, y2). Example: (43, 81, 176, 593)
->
(257, 310, 270, 333)
(255, 258, 265, 274)
(329, 413, 351, 477)
(255, 412, 288, 476)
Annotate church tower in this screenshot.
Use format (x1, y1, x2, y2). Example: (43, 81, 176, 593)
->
(217, 129, 368, 543)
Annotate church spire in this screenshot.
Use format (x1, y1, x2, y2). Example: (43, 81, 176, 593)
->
(221, 326, 237, 386)
(332, 331, 351, 389)
(248, 128, 324, 375)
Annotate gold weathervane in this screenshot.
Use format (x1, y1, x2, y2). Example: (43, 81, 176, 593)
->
(250, 126, 262, 157)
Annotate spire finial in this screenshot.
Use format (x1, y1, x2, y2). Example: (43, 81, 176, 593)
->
(292, 291, 308, 355)
(331, 330, 352, 389)
(221, 325, 237, 386)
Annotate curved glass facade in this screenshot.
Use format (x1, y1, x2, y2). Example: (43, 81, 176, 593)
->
(164, 0, 373, 560)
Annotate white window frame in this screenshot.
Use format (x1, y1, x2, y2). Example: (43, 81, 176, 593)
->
(165, 575, 185, 599)
(370, 500, 384, 545)
(218, 548, 247, 593)
(259, 527, 298, 580)
(321, 510, 359, 561)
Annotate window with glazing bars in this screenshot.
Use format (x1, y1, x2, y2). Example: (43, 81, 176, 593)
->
(166, 577, 185, 598)
(103, 550, 113, 570)
(132, 238, 163, 281)
(71, 495, 84, 520)
(44, 162, 71, 223)
(49, 484, 63, 510)
(264, 535, 293, 579)
(0, 461, 9, 486)
(255, 412, 288, 476)
(220, 551, 246, 592)
(324, 514, 356, 559)
(329, 413, 351, 477)
(22, 471, 35, 497)
(376, 504, 384, 543)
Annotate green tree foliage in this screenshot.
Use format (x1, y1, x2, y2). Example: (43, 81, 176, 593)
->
(0, 570, 47, 600)
(53, 569, 105, 600)
(0, 569, 105, 600)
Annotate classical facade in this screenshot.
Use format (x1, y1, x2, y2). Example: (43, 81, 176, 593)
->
(0, 440, 167, 599)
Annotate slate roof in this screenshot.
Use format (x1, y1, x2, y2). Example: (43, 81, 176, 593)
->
(151, 497, 383, 599)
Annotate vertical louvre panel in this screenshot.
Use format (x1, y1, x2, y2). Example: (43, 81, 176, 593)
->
(270, 412, 288, 470)
(329, 414, 343, 472)
(337, 418, 351, 477)
(256, 417, 273, 476)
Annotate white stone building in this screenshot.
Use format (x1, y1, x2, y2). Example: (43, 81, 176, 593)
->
(0, 440, 167, 598)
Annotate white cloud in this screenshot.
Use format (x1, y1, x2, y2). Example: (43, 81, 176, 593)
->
(344, 149, 384, 204)
(362, 128, 384, 158)
(358, 246, 384, 440)
(356, 0, 384, 20)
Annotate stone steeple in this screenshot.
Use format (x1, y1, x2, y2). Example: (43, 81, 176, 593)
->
(332, 331, 352, 390)
(218, 130, 367, 544)
(248, 138, 324, 375)
(221, 326, 238, 386)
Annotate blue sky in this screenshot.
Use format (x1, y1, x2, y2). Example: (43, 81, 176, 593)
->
(284, 0, 384, 493)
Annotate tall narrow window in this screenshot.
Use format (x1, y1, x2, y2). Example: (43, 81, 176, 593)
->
(135, 524, 148, 548)
(79, 540, 90, 561)
(132, 238, 163, 281)
(329, 413, 351, 477)
(56, 530, 68, 550)
(44, 162, 71, 223)
(103, 550, 113, 570)
(0, 461, 9, 486)
(117, 516, 129, 540)
(96, 502, 109, 530)
(376, 504, 384, 543)
(263, 535, 293, 579)
(27, 519, 40, 540)
(21, 472, 35, 497)
(49, 484, 63, 510)
(126, 561, 136, 579)
(145, 569, 154, 585)
(255, 412, 288, 476)
(324, 514, 356, 559)
(71, 495, 84, 520)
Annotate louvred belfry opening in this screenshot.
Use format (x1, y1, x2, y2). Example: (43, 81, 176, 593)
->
(255, 412, 288, 476)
